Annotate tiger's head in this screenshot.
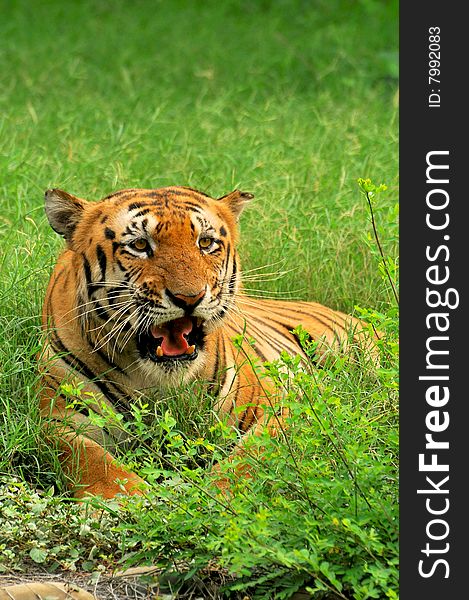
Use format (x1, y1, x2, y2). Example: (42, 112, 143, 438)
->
(44, 186, 253, 384)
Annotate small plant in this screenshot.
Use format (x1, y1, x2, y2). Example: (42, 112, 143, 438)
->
(357, 178, 399, 307)
(23, 178, 395, 600)
(0, 477, 123, 574)
(108, 310, 398, 600)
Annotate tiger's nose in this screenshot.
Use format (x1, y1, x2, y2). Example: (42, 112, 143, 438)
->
(166, 288, 206, 311)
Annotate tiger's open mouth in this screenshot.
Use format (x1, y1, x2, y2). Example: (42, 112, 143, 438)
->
(137, 316, 205, 364)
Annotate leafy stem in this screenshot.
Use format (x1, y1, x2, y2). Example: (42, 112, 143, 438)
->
(358, 178, 399, 307)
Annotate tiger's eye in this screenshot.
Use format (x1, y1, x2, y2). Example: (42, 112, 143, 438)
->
(199, 237, 214, 250)
(132, 238, 149, 251)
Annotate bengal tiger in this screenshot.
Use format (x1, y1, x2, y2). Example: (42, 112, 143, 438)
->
(40, 186, 376, 499)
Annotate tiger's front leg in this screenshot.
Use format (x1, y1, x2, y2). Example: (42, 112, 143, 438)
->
(57, 430, 147, 499)
(40, 389, 146, 499)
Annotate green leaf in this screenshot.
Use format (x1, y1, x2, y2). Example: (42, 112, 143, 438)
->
(29, 547, 48, 563)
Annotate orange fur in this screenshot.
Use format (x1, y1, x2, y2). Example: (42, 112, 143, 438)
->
(39, 186, 376, 498)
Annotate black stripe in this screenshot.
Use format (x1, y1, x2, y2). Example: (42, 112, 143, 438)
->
(128, 202, 149, 211)
(163, 188, 203, 199)
(116, 258, 126, 272)
(119, 249, 138, 259)
(240, 318, 287, 359)
(178, 187, 210, 201)
(107, 287, 123, 305)
(155, 222, 164, 235)
(180, 201, 205, 213)
(42, 372, 62, 388)
(251, 342, 270, 364)
(134, 208, 152, 218)
(210, 334, 221, 383)
(82, 255, 100, 294)
(124, 264, 142, 280)
(95, 347, 126, 375)
(220, 333, 226, 372)
(265, 307, 336, 335)
(247, 312, 298, 338)
(228, 257, 238, 293)
(96, 245, 107, 281)
(236, 393, 257, 432)
(94, 301, 112, 322)
(246, 311, 328, 362)
(222, 244, 231, 289)
(50, 334, 132, 419)
(208, 333, 228, 395)
(82, 255, 92, 287)
(104, 227, 115, 239)
(137, 190, 166, 199)
(76, 292, 86, 312)
(124, 224, 139, 236)
(96, 304, 131, 330)
(105, 189, 139, 201)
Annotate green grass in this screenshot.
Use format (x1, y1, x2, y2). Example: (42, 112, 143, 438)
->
(0, 0, 398, 597)
(1, 0, 398, 308)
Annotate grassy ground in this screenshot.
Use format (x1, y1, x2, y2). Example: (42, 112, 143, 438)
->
(1, 0, 398, 306)
(0, 1, 398, 598)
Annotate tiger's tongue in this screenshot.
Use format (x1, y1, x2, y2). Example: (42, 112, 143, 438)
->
(150, 317, 193, 356)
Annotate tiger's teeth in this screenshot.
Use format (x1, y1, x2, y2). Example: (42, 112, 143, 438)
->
(156, 346, 163, 357)
(196, 318, 202, 328)
(185, 345, 196, 355)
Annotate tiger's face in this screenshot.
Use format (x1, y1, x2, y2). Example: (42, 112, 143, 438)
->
(45, 186, 253, 383)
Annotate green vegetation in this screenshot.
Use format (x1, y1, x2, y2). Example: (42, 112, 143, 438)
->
(0, 1, 398, 598)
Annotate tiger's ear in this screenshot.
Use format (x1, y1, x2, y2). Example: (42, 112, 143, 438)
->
(217, 190, 254, 220)
(44, 189, 88, 240)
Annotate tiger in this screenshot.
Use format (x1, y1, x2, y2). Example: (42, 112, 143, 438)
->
(39, 185, 376, 499)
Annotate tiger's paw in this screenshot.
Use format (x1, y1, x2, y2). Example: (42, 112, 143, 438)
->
(73, 473, 148, 501)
